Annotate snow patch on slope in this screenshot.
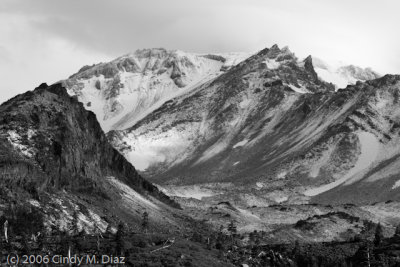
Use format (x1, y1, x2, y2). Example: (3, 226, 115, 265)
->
(7, 130, 35, 157)
(392, 180, 400, 190)
(264, 58, 281, 69)
(233, 139, 249, 148)
(304, 132, 379, 196)
(288, 84, 310, 94)
(122, 125, 194, 171)
(107, 176, 159, 209)
(239, 98, 251, 108)
(160, 185, 217, 200)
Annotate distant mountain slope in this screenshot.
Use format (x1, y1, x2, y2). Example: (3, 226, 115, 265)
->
(108, 44, 335, 176)
(108, 44, 400, 205)
(0, 83, 185, 233)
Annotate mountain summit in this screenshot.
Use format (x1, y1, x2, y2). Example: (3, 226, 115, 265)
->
(63, 46, 376, 133)
(64, 48, 250, 132)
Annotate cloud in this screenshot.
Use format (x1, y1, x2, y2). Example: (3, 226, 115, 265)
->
(0, 0, 399, 103)
(0, 45, 11, 63)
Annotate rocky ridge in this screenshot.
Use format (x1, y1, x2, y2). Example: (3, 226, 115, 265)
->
(63, 48, 249, 132)
(0, 82, 185, 234)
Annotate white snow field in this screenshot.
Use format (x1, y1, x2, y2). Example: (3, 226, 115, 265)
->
(313, 57, 380, 90)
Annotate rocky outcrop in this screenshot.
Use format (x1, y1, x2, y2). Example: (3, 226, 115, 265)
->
(304, 55, 319, 82)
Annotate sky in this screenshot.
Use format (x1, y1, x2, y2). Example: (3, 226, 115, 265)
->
(1, 0, 399, 103)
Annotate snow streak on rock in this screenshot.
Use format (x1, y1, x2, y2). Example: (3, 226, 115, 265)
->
(305, 132, 379, 196)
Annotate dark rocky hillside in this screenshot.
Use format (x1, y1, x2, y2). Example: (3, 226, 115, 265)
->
(0, 83, 187, 237)
(0, 83, 174, 205)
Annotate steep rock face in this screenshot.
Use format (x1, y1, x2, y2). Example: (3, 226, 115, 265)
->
(0, 83, 181, 232)
(63, 48, 250, 132)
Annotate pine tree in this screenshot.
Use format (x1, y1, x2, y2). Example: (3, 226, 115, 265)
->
(71, 211, 79, 236)
(115, 222, 125, 255)
(293, 240, 300, 255)
(227, 220, 237, 236)
(249, 231, 255, 248)
(104, 223, 113, 238)
(355, 241, 373, 267)
(374, 223, 384, 246)
(141, 211, 149, 233)
(216, 225, 225, 250)
(227, 221, 237, 249)
(395, 224, 400, 237)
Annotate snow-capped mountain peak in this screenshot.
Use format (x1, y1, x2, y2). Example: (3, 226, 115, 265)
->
(312, 57, 380, 89)
(63, 48, 249, 132)
(63, 46, 380, 133)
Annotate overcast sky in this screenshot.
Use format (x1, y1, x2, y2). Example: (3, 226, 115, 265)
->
(1, 0, 399, 103)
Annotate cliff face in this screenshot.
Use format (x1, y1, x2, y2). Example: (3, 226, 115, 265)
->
(0, 82, 181, 233)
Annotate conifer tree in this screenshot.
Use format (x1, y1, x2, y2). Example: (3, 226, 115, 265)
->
(227, 220, 237, 248)
(374, 223, 384, 246)
(71, 211, 79, 236)
(228, 220, 237, 236)
(115, 222, 125, 255)
(395, 223, 400, 236)
(141, 211, 149, 233)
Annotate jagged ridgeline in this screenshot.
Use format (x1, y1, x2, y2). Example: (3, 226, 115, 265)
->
(0, 83, 183, 234)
